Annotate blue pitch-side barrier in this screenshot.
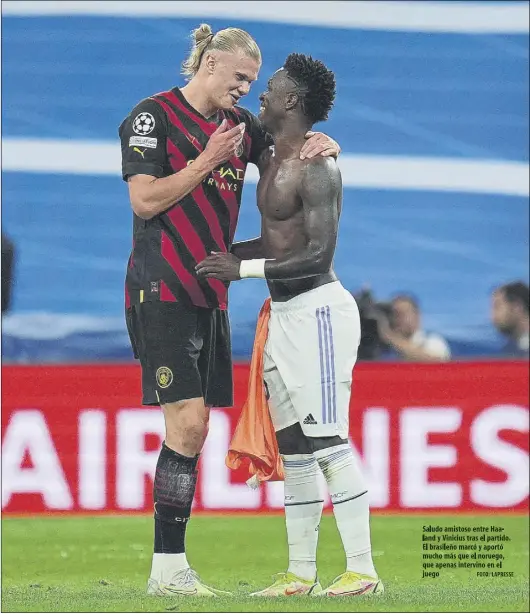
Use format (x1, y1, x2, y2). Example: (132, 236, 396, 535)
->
(1, 14, 528, 361)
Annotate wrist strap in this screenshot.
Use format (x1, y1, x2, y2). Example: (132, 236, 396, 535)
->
(239, 259, 267, 279)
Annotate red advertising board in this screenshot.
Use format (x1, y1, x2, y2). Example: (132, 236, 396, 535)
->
(1, 362, 528, 515)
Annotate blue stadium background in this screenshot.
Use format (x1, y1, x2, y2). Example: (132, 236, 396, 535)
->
(2, 11, 529, 360)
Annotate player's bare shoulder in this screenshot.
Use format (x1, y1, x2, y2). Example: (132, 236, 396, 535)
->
(298, 156, 342, 203)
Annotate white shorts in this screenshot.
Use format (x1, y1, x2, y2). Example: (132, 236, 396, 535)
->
(263, 281, 360, 439)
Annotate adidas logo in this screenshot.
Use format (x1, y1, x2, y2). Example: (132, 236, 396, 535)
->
(303, 413, 317, 425)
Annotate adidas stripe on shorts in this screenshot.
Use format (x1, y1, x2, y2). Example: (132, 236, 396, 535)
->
(263, 281, 361, 439)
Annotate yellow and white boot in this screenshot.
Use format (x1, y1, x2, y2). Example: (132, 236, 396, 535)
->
(147, 568, 232, 597)
(313, 571, 384, 597)
(250, 571, 322, 597)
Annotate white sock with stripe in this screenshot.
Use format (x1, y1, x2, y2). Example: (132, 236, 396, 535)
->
(282, 454, 324, 582)
(314, 444, 377, 577)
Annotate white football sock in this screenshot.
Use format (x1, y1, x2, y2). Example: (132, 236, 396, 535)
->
(314, 444, 377, 577)
(150, 553, 189, 583)
(282, 453, 324, 582)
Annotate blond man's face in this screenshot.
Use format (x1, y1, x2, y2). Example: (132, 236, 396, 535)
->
(205, 50, 260, 110)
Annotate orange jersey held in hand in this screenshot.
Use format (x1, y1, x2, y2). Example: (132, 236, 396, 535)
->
(225, 298, 284, 484)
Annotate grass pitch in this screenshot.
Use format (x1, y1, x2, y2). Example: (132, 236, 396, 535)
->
(2, 514, 528, 612)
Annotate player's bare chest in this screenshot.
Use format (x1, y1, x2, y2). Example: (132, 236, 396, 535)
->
(257, 159, 302, 220)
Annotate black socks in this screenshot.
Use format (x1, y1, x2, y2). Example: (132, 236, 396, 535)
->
(153, 443, 199, 554)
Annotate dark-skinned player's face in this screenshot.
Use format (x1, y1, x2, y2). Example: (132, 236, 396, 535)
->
(258, 69, 295, 131)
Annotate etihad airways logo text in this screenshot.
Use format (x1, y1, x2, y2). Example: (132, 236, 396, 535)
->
(187, 160, 244, 192)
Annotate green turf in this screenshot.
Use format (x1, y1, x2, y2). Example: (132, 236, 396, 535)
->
(1, 514, 528, 612)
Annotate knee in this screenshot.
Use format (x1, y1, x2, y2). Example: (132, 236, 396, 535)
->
(184, 408, 209, 438)
(313, 439, 358, 482)
(163, 399, 209, 451)
(179, 408, 209, 444)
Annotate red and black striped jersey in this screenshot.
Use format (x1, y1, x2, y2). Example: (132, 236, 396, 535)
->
(119, 87, 271, 310)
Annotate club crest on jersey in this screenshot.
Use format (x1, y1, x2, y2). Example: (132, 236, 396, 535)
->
(235, 140, 244, 158)
(156, 366, 173, 388)
(133, 112, 155, 135)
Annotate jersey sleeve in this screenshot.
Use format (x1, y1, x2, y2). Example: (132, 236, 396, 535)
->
(119, 98, 168, 181)
(245, 111, 273, 166)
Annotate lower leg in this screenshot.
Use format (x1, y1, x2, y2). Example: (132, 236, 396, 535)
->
(276, 424, 323, 582)
(314, 443, 377, 577)
(150, 443, 199, 581)
(282, 453, 323, 581)
(150, 399, 209, 583)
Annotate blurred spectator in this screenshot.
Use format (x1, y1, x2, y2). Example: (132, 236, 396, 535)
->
(377, 294, 451, 362)
(353, 287, 393, 360)
(491, 281, 529, 358)
(1, 232, 15, 314)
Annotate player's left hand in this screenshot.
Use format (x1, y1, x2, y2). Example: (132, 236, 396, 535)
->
(300, 132, 341, 160)
(195, 252, 242, 281)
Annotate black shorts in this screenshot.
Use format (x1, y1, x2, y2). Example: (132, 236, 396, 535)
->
(125, 300, 233, 407)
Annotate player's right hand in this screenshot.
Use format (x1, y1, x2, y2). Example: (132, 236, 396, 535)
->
(202, 119, 245, 168)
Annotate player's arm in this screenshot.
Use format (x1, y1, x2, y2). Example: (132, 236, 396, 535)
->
(230, 237, 264, 259)
(121, 99, 196, 219)
(262, 158, 340, 280)
(127, 165, 211, 220)
(120, 102, 245, 219)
